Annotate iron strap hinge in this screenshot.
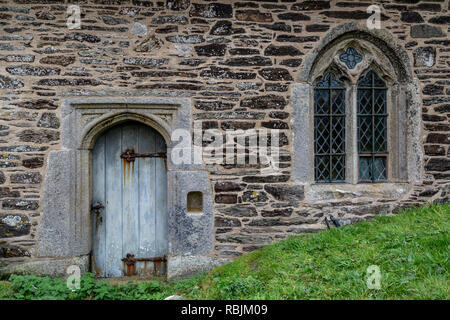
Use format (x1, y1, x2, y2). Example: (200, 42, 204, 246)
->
(122, 253, 167, 265)
(120, 149, 167, 163)
(121, 253, 167, 276)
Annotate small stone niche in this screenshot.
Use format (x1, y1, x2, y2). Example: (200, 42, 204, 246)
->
(187, 191, 203, 213)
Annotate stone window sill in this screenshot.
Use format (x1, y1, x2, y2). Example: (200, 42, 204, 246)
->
(304, 183, 411, 202)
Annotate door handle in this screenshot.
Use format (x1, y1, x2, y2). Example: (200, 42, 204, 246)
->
(91, 202, 104, 215)
(92, 201, 104, 224)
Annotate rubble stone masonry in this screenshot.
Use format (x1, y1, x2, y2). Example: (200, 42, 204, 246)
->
(0, 0, 448, 274)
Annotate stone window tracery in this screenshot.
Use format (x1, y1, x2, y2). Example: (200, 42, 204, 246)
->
(293, 24, 422, 201)
(339, 47, 363, 69)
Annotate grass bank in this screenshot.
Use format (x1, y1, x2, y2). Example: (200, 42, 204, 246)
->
(1, 204, 448, 300)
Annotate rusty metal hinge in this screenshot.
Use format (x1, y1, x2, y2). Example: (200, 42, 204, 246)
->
(120, 149, 167, 163)
(121, 253, 167, 276)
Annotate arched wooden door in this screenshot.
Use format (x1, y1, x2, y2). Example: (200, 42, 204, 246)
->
(91, 121, 168, 277)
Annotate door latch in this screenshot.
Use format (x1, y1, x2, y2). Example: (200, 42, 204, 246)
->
(92, 202, 104, 224)
(91, 202, 104, 215)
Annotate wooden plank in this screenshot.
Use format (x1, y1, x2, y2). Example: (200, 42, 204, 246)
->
(121, 123, 140, 269)
(92, 122, 169, 277)
(92, 135, 106, 277)
(137, 125, 156, 275)
(104, 125, 123, 277)
(155, 131, 168, 264)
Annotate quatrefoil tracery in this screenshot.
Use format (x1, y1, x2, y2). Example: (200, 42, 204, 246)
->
(339, 47, 363, 69)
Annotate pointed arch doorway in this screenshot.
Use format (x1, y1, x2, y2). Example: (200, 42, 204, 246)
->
(91, 121, 168, 277)
(37, 97, 217, 280)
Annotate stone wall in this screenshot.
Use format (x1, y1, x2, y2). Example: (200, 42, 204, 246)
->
(0, 0, 448, 271)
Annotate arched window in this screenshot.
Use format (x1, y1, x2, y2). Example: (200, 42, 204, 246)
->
(293, 24, 422, 198)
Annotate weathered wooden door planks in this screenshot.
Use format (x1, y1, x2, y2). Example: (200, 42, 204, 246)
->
(92, 122, 168, 277)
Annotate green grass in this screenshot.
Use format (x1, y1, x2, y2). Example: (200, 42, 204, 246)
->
(0, 281, 12, 300)
(196, 203, 449, 299)
(1, 204, 448, 300)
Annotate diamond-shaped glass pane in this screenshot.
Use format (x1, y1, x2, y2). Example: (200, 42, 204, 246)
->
(374, 89, 386, 114)
(315, 116, 330, 154)
(374, 117, 387, 153)
(331, 116, 345, 153)
(315, 156, 330, 182)
(332, 90, 345, 114)
(358, 116, 372, 153)
(314, 89, 330, 114)
(331, 155, 346, 182)
(357, 89, 372, 114)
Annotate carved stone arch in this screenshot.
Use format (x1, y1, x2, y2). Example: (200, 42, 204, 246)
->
(80, 111, 172, 150)
(308, 36, 403, 87)
(298, 22, 413, 84)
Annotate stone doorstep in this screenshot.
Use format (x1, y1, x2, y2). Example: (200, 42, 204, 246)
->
(0, 255, 90, 279)
(0, 254, 231, 281)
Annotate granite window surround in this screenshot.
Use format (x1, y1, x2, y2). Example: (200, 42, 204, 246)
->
(292, 23, 423, 202)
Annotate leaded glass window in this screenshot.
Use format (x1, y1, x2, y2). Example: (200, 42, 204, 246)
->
(357, 70, 388, 182)
(314, 72, 346, 183)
